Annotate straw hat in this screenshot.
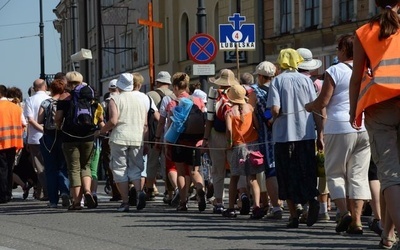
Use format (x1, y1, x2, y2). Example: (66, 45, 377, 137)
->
(226, 84, 248, 104)
(209, 69, 239, 86)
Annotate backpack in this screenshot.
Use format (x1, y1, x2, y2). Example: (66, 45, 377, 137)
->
(41, 98, 57, 131)
(147, 89, 165, 142)
(213, 89, 231, 132)
(66, 84, 97, 132)
(176, 97, 205, 135)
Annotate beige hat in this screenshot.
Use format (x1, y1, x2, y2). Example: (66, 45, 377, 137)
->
(296, 48, 322, 71)
(210, 69, 239, 86)
(66, 71, 83, 83)
(227, 84, 248, 104)
(116, 73, 133, 92)
(254, 61, 276, 77)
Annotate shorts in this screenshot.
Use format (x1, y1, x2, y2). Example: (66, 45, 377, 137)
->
(227, 142, 264, 176)
(171, 145, 201, 167)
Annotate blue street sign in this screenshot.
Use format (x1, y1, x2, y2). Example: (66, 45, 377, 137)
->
(219, 13, 256, 50)
(187, 33, 218, 64)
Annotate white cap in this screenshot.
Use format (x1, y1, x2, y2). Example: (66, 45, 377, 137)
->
(108, 79, 117, 89)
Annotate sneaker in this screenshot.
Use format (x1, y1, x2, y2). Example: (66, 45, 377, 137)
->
(128, 187, 137, 206)
(250, 206, 265, 219)
(109, 196, 122, 202)
(117, 202, 129, 212)
(240, 194, 251, 215)
(61, 193, 70, 208)
(47, 203, 58, 208)
(287, 217, 299, 228)
(170, 188, 180, 207)
(307, 199, 320, 227)
(335, 212, 352, 233)
(177, 202, 188, 211)
(136, 191, 146, 210)
(222, 208, 237, 218)
(368, 218, 383, 236)
(266, 209, 283, 220)
(197, 189, 206, 212)
(317, 212, 330, 222)
(213, 204, 225, 214)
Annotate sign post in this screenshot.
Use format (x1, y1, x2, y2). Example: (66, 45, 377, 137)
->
(219, 13, 256, 76)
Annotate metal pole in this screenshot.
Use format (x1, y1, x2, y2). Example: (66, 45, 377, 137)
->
(39, 0, 45, 80)
(71, 0, 79, 71)
(197, 0, 207, 90)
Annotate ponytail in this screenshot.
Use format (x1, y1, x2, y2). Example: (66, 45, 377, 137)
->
(370, 2, 400, 40)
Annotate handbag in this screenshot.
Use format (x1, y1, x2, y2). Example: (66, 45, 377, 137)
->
(248, 150, 264, 167)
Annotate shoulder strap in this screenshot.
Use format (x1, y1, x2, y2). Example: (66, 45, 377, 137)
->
(154, 89, 166, 99)
(342, 62, 353, 70)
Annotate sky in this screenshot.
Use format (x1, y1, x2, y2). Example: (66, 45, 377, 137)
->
(0, 0, 61, 97)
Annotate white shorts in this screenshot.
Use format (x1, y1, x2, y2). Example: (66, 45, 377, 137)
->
(110, 142, 144, 183)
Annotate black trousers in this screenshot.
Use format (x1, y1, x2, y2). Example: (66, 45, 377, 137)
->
(0, 147, 16, 203)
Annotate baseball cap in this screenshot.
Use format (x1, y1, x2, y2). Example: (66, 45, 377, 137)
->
(108, 79, 117, 89)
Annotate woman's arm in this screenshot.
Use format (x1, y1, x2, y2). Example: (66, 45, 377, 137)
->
(225, 111, 233, 149)
(349, 35, 367, 129)
(305, 73, 335, 112)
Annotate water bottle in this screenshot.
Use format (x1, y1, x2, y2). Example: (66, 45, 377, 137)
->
(201, 153, 211, 182)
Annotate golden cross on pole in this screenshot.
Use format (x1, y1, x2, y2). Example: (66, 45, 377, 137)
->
(138, 2, 163, 90)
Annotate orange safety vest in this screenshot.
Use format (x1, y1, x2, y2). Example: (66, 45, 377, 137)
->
(0, 100, 24, 150)
(355, 22, 400, 120)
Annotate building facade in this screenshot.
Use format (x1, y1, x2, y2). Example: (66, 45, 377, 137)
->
(53, 0, 380, 97)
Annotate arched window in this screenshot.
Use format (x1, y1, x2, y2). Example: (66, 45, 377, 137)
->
(180, 13, 189, 61)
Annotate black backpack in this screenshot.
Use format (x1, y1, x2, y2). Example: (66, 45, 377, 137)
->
(179, 97, 205, 135)
(65, 85, 97, 133)
(147, 89, 166, 142)
(41, 98, 58, 131)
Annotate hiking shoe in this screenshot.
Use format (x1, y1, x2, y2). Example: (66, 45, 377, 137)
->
(335, 212, 352, 233)
(128, 187, 137, 206)
(250, 206, 265, 219)
(266, 209, 283, 220)
(117, 202, 129, 212)
(197, 189, 206, 212)
(222, 208, 237, 218)
(368, 218, 383, 236)
(93, 194, 98, 208)
(287, 218, 299, 228)
(317, 212, 330, 222)
(61, 193, 70, 208)
(84, 193, 96, 209)
(137, 191, 146, 210)
(240, 194, 251, 215)
(170, 188, 180, 207)
(177, 202, 188, 212)
(213, 204, 225, 214)
(307, 199, 320, 227)
(206, 183, 214, 199)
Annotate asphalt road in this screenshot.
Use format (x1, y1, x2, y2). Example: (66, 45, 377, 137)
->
(0, 181, 383, 250)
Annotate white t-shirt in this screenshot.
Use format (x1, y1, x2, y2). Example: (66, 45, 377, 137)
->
(132, 91, 158, 112)
(324, 62, 366, 134)
(23, 91, 50, 144)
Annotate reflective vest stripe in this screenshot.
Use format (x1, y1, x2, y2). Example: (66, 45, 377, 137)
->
(0, 135, 24, 141)
(0, 126, 22, 132)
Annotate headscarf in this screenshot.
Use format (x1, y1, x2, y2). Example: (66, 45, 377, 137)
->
(276, 48, 304, 70)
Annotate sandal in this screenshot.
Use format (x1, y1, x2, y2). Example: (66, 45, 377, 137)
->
(84, 192, 96, 209)
(346, 224, 363, 235)
(68, 203, 82, 211)
(379, 234, 397, 249)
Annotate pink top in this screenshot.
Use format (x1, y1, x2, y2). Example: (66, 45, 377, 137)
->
(166, 92, 205, 113)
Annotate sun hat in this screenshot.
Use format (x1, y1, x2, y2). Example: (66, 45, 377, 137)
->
(226, 84, 248, 104)
(66, 71, 83, 83)
(254, 61, 276, 77)
(296, 48, 322, 71)
(277, 48, 304, 70)
(155, 71, 172, 84)
(209, 69, 239, 86)
(116, 73, 133, 92)
(108, 79, 117, 89)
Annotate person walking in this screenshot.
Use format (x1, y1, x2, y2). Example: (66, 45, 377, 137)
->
(349, 1, 400, 248)
(0, 85, 24, 203)
(306, 34, 371, 234)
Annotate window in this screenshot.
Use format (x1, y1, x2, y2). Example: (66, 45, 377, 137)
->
(119, 33, 126, 71)
(138, 27, 148, 67)
(280, 0, 292, 34)
(340, 0, 354, 22)
(305, 0, 319, 29)
(126, 31, 133, 70)
(180, 13, 189, 60)
(109, 38, 115, 75)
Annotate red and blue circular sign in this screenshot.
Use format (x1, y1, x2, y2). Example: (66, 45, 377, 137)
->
(187, 33, 218, 64)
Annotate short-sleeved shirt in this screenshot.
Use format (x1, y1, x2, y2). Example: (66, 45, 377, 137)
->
(23, 91, 50, 144)
(266, 70, 317, 143)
